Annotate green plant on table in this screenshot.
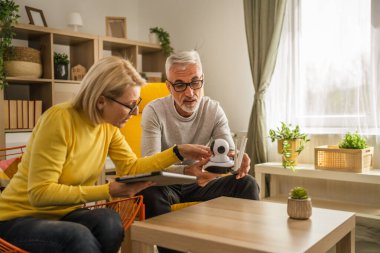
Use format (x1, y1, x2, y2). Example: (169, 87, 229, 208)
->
(339, 132, 368, 149)
(149, 27, 174, 56)
(269, 122, 310, 171)
(289, 186, 309, 200)
(0, 0, 20, 89)
(54, 52, 70, 65)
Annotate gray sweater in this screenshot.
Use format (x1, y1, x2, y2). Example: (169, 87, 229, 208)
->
(141, 95, 234, 173)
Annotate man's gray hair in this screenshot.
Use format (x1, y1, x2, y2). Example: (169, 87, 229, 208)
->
(165, 50, 203, 79)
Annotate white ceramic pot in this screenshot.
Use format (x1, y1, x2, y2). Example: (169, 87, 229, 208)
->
(287, 197, 312, 220)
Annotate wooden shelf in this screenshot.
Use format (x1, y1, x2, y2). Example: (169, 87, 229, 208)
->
(5, 129, 33, 133)
(265, 195, 380, 220)
(1, 23, 165, 148)
(255, 162, 380, 185)
(53, 80, 81, 84)
(6, 77, 52, 84)
(255, 162, 380, 221)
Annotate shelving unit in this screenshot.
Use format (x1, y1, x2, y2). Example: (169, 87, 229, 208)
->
(0, 23, 165, 148)
(255, 162, 380, 220)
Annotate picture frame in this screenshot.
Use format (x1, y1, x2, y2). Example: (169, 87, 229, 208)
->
(25, 6, 48, 27)
(106, 17, 127, 38)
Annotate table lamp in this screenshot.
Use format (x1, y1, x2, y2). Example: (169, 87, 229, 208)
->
(68, 12, 83, 32)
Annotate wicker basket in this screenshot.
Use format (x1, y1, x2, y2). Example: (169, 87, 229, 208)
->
(5, 46, 41, 63)
(4, 47, 43, 78)
(314, 145, 374, 173)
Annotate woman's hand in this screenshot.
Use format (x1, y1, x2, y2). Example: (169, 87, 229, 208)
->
(184, 158, 221, 187)
(177, 144, 211, 161)
(228, 151, 251, 179)
(109, 181, 155, 198)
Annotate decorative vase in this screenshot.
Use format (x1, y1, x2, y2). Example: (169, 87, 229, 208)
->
(278, 139, 300, 165)
(54, 64, 69, 80)
(287, 197, 312, 219)
(149, 33, 159, 44)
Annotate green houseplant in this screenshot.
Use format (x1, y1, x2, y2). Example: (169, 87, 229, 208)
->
(54, 52, 70, 80)
(315, 131, 373, 172)
(339, 132, 368, 149)
(0, 0, 20, 89)
(269, 122, 310, 171)
(287, 186, 312, 219)
(149, 27, 174, 56)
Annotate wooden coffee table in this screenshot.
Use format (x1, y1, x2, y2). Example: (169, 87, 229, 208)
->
(131, 197, 355, 253)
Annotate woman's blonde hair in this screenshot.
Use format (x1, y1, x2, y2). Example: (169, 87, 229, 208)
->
(72, 56, 145, 124)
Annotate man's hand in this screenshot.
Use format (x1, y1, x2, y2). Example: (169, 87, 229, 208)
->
(109, 181, 155, 198)
(228, 151, 251, 179)
(184, 158, 220, 187)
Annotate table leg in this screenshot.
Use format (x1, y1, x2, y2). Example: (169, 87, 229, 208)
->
(131, 240, 155, 253)
(336, 229, 355, 253)
(120, 228, 132, 253)
(256, 172, 265, 199)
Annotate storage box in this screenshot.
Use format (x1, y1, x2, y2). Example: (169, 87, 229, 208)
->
(314, 145, 374, 173)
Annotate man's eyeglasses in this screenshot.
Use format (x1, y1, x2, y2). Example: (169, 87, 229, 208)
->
(167, 79, 204, 92)
(105, 96, 142, 115)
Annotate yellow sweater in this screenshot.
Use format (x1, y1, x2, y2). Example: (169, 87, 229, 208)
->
(0, 103, 178, 221)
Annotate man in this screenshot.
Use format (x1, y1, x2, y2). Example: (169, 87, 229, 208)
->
(140, 51, 260, 253)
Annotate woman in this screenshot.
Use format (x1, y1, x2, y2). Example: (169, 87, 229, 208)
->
(0, 56, 210, 253)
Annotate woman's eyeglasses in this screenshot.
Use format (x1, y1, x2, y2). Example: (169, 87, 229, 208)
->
(105, 96, 142, 115)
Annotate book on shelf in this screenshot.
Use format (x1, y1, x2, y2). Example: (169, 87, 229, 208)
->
(34, 100, 43, 125)
(17, 100, 23, 129)
(28, 100, 34, 129)
(3, 100, 9, 129)
(22, 100, 28, 129)
(8, 100, 17, 129)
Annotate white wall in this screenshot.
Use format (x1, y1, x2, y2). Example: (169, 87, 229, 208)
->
(137, 0, 254, 133)
(14, 0, 254, 133)
(14, 0, 140, 39)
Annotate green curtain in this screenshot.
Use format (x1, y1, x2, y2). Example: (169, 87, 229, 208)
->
(243, 0, 287, 176)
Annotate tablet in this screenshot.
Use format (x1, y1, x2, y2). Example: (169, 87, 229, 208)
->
(115, 171, 197, 186)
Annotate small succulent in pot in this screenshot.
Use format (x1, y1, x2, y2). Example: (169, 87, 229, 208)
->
(287, 186, 312, 220)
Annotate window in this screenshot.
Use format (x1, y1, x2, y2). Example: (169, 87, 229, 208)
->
(268, 0, 379, 134)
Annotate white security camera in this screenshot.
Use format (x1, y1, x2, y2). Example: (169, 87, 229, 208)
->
(204, 139, 234, 174)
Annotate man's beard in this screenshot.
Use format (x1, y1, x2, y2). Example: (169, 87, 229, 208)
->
(179, 101, 200, 113)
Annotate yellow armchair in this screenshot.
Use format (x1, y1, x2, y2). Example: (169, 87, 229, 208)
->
(120, 83, 169, 158)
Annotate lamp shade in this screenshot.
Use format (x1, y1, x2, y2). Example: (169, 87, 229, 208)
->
(68, 12, 83, 31)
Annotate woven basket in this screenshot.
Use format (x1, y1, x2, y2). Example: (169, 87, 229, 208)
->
(5, 61, 42, 78)
(4, 47, 42, 78)
(5, 46, 41, 63)
(314, 145, 374, 173)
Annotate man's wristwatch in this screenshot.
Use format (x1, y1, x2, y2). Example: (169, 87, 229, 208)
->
(173, 145, 184, 161)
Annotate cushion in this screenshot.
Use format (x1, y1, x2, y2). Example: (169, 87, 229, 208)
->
(0, 169, 10, 188)
(0, 157, 21, 178)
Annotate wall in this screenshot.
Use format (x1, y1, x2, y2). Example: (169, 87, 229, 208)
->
(136, 0, 254, 133)
(13, 0, 254, 133)
(14, 0, 139, 39)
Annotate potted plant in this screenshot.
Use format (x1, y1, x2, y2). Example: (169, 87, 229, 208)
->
(0, 0, 20, 89)
(287, 186, 312, 220)
(315, 131, 374, 172)
(149, 27, 174, 56)
(339, 131, 368, 149)
(54, 52, 70, 80)
(269, 122, 310, 171)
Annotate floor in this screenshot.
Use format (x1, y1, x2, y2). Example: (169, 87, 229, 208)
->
(356, 217, 380, 253)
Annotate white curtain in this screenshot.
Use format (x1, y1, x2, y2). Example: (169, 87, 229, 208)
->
(267, 0, 380, 165)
